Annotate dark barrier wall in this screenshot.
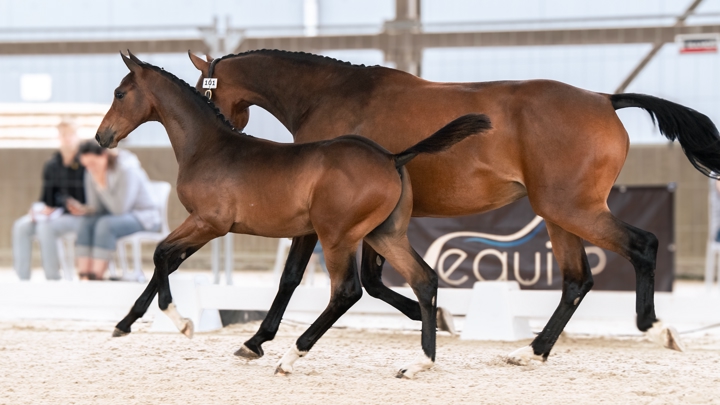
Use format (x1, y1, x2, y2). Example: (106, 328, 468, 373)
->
(382, 186, 675, 291)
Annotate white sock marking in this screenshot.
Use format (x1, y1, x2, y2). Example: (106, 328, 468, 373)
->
(646, 321, 685, 352)
(398, 353, 434, 379)
(507, 345, 545, 366)
(162, 302, 192, 338)
(276, 345, 308, 375)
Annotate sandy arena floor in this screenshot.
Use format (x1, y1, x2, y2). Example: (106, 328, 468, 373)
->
(0, 320, 719, 405)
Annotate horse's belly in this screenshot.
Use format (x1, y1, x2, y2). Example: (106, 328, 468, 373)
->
(231, 214, 314, 238)
(406, 157, 527, 217)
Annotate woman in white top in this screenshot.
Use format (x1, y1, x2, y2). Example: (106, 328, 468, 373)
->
(67, 141, 160, 280)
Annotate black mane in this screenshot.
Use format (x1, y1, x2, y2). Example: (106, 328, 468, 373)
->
(213, 49, 372, 68)
(139, 61, 244, 134)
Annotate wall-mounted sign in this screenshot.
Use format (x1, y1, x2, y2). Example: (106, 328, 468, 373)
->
(382, 186, 675, 292)
(676, 33, 719, 54)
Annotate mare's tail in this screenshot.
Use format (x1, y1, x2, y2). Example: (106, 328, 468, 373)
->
(394, 114, 492, 168)
(610, 93, 720, 178)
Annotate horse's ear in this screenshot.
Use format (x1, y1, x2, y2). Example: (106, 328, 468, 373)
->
(205, 54, 214, 63)
(188, 51, 210, 74)
(120, 51, 141, 74)
(127, 50, 143, 65)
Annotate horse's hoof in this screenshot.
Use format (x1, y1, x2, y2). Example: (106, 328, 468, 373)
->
(396, 355, 434, 379)
(663, 326, 685, 352)
(180, 319, 194, 339)
(506, 345, 545, 366)
(274, 365, 291, 376)
(112, 328, 129, 338)
(436, 307, 457, 336)
(234, 344, 262, 360)
(647, 321, 685, 352)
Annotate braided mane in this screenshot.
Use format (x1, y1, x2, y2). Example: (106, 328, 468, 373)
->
(213, 49, 373, 68)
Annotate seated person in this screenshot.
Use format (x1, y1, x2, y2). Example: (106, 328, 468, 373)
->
(67, 141, 160, 280)
(12, 119, 86, 280)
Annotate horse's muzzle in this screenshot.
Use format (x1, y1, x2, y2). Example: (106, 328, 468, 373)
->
(95, 130, 115, 148)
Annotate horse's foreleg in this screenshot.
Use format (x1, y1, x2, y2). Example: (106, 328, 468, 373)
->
(236, 234, 318, 360)
(114, 215, 217, 338)
(275, 245, 362, 375)
(360, 241, 456, 335)
(507, 221, 593, 365)
(113, 272, 159, 336)
(365, 234, 438, 379)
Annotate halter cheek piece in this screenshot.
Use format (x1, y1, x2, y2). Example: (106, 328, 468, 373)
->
(203, 58, 220, 100)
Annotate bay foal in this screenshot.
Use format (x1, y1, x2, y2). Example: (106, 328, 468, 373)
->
(190, 50, 720, 364)
(97, 52, 491, 378)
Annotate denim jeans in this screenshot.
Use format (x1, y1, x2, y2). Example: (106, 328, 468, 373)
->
(12, 214, 84, 280)
(75, 213, 151, 260)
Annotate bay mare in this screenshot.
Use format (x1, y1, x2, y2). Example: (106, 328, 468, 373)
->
(96, 52, 492, 378)
(189, 49, 720, 365)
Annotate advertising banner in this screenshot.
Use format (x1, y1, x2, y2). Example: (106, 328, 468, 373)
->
(382, 186, 675, 291)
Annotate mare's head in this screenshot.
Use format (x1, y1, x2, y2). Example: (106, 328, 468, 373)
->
(189, 52, 250, 131)
(96, 52, 157, 148)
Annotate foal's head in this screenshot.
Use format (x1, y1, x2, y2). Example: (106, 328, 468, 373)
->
(189, 53, 250, 131)
(96, 52, 157, 148)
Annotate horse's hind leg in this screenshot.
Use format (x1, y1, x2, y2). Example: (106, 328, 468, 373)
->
(509, 208, 683, 364)
(361, 242, 456, 334)
(365, 232, 438, 379)
(566, 212, 684, 351)
(507, 221, 593, 365)
(275, 244, 362, 375)
(236, 234, 318, 359)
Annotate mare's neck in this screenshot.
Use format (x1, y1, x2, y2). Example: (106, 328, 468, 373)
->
(221, 54, 365, 135)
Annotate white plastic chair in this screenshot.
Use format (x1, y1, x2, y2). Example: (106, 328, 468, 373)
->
(115, 181, 172, 282)
(705, 177, 720, 291)
(56, 233, 77, 281)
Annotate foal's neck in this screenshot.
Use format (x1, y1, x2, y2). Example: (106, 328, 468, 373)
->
(221, 53, 374, 135)
(148, 77, 242, 164)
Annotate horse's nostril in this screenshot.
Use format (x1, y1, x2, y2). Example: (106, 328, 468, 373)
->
(95, 133, 101, 143)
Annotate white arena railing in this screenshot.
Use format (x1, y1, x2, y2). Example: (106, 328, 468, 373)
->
(0, 103, 106, 148)
(1, 276, 719, 341)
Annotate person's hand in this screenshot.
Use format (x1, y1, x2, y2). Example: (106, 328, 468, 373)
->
(41, 206, 57, 216)
(66, 198, 88, 216)
(89, 168, 107, 190)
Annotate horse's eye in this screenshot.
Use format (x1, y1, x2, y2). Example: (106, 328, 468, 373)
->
(115, 91, 125, 100)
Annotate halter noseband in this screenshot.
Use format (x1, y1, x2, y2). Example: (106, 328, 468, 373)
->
(203, 58, 220, 99)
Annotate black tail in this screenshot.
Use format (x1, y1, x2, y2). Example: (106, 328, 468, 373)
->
(611, 93, 720, 178)
(394, 114, 492, 168)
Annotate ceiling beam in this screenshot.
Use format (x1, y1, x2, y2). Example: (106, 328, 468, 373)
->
(0, 24, 718, 56)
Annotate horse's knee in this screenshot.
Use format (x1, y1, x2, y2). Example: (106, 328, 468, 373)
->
(333, 278, 363, 308)
(278, 269, 304, 291)
(152, 244, 170, 268)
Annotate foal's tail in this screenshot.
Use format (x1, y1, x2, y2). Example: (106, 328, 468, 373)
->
(610, 93, 720, 178)
(394, 114, 492, 168)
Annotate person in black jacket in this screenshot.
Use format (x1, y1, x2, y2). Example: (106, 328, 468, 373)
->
(12, 119, 86, 280)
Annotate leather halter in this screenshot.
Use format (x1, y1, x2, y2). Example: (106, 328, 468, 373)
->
(204, 58, 220, 100)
